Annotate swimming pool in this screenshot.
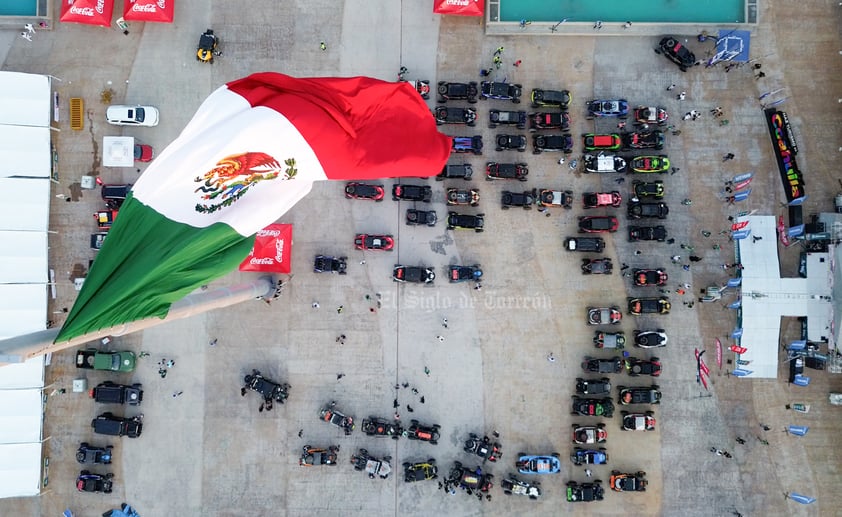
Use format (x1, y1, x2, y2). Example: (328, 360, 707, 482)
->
(497, 0, 746, 24)
(0, 0, 38, 16)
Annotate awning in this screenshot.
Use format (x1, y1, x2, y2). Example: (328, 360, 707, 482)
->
(239, 224, 292, 274)
(433, 0, 484, 17)
(103, 136, 135, 167)
(123, 0, 175, 23)
(60, 0, 115, 27)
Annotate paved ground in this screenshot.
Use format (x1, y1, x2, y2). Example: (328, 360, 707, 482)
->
(2, 1, 842, 516)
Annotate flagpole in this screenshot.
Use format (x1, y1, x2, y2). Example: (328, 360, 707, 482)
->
(0, 276, 276, 364)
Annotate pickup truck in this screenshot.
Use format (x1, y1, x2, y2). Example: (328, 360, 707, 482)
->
(76, 349, 136, 372)
(90, 381, 143, 405)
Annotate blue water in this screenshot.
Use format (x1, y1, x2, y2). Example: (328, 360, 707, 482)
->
(500, 0, 745, 24)
(0, 0, 37, 16)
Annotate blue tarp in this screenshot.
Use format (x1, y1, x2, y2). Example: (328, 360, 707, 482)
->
(787, 492, 816, 505)
(716, 29, 751, 62)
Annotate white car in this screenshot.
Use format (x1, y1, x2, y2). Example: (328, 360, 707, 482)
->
(106, 105, 159, 127)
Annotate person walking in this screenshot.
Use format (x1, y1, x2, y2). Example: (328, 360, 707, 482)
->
(667, 84, 676, 91)
(20, 32, 32, 42)
(677, 91, 686, 100)
(547, 353, 556, 363)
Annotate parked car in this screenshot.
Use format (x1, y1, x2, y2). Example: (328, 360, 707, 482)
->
(318, 402, 355, 435)
(581, 258, 613, 275)
(628, 297, 671, 315)
(623, 131, 665, 150)
(242, 370, 290, 404)
(634, 329, 668, 348)
(628, 225, 668, 242)
(631, 155, 670, 173)
(451, 136, 484, 155)
(579, 216, 619, 233)
(449, 265, 483, 283)
(531, 88, 571, 109)
(587, 99, 629, 119)
(489, 110, 527, 129)
(299, 445, 340, 466)
(76, 471, 114, 493)
(571, 447, 608, 466)
(583, 133, 622, 151)
(463, 433, 502, 462)
(634, 106, 669, 125)
(101, 184, 132, 209)
(610, 471, 648, 492)
(486, 162, 528, 181)
(89, 382, 143, 406)
(448, 462, 493, 491)
(91, 413, 143, 438)
(313, 255, 347, 274)
(500, 476, 541, 499)
(624, 357, 662, 377)
(480, 81, 522, 102)
(406, 420, 441, 444)
(618, 385, 662, 405)
(351, 448, 392, 479)
(446, 188, 480, 206)
(576, 377, 612, 396)
(437, 81, 478, 103)
(393, 265, 436, 283)
(437, 163, 473, 181)
(633, 180, 665, 199)
(434, 106, 477, 126)
(76, 349, 136, 373)
(571, 397, 615, 418)
(656, 36, 697, 72)
(564, 237, 605, 253)
(583, 154, 627, 173)
(447, 212, 485, 232)
(344, 182, 384, 201)
(354, 234, 394, 251)
(532, 134, 573, 154)
(582, 356, 623, 374)
(106, 105, 159, 126)
(539, 189, 573, 209)
(403, 460, 438, 482)
(587, 307, 622, 325)
(495, 134, 527, 152)
(516, 453, 561, 475)
(566, 481, 605, 502)
(528, 111, 571, 131)
(594, 331, 625, 349)
(406, 209, 437, 226)
(361, 417, 403, 439)
(633, 269, 668, 287)
(392, 184, 432, 202)
(501, 189, 536, 209)
(621, 411, 657, 431)
(134, 144, 153, 162)
(76, 443, 113, 464)
(628, 201, 669, 219)
(572, 424, 607, 444)
(583, 191, 622, 209)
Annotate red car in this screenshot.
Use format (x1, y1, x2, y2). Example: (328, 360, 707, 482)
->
(632, 269, 668, 286)
(345, 182, 385, 201)
(578, 216, 619, 233)
(583, 191, 622, 209)
(354, 234, 394, 251)
(134, 144, 154, 162)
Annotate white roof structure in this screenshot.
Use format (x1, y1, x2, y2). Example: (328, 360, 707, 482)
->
(736, 216, 833, 378)
(103, 136, 135, 167)
(0, 231, 48, 284)
(0, 72, 51, 127)
(0, 125, 52, 179)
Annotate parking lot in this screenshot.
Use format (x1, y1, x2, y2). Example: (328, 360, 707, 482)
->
(3, 1, 842, 516)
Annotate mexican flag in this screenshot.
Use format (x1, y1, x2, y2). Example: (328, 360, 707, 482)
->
(57, 73, 451, 342)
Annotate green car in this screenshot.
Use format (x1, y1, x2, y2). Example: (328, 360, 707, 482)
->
(76, 349, 136, 372)
(583, 133, 622, 151)
(631, 155, 670, 173)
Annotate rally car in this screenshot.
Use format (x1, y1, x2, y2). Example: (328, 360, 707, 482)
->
(242, 369, 291, 404)
(75, 350, 136, 373)
(539, 189, 573, 208)
(101, 183, 132, 209)
(406, 420, 441, 444)
(451, 136, 484, 155)
(633, 180, 665, 198)
(531, 88, 571, 109)
(579, 216, 619, 233)
(581, 258, 613, 275)
(628, 225, 668, 242)
(448, 462, 493, 492)
(656, 36, 697, 72)
(582, 356, 623, 374)
(449, 264, 483, 283)
(76, 443, 113, 465)
(583, 133, 622, 151)
(610, 471, 648, 492)
(351, 448, 392, 479)
(624, 357, 662, 377)
(299, 445, 340, 466)
(403, 460, 438, 482)
(516, 453, 561, 475)
(489, 110, 527, 129)
(587, 307, 622, 325)
(587, 99, 629, 118)
(406, 209, 437, 227)
(566, 481, 605, 502)
(594, 331, 625, 349)
(628, 201, 669, 219)
(576, 377, 612, 396)
(634, 329, 668, 348)
(486, 162, 529, 181)
(393, 265, 436, 283)
(501, 476, 542, 499)
(354, 234, 394, 251)
(583, 154, 628, 173)
(583, 191, 622, 208)
(501, 189, 536, 209)
(628, 297, 671, 315)
(633, 269, 668, 287)
(480, 81, 522, 102)
(565, 237, 605, 253)
(392, 184, 432, 202)
(313, 255, 347, 274)
(618, 385, 662, 405)
(571, 447, 608, 466)
(318, 401, 355, 435)
(571, 397, 615, 418)
(572, 424, 607, 444)
(631, 155, 670, 173)
(621, 411, 657, 431)
(438, 163, 474, 181)
(532, 134, 574, 154)
(633, 106, 669, 125)
(446, 188, 480, 206)
(361, 417, 403, 439)
(344, 182, 384, 201)
(495, 134, 528, 152)
(463, 433, 502, 462)
(76, 471, 114, 493)
(447, 212, 485, 232)
(434, 106, 477, 126)
(437, 81, 478, 103)
(91, 413, 143, 438)
(623, 131, 665, 150)
(529, 111, 571, 131)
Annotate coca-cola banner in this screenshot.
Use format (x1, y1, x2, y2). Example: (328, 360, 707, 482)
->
(239, 223, 292, 274)
(60, 0, 115, 27)
(433, 0, 484, 17)
(123, 0, 175, 23)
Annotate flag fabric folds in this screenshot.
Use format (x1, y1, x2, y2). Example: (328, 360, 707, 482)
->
(57, 73, 450, 341)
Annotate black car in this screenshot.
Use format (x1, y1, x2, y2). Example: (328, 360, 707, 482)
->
(76, 443, 113, 464)
(529, 111, 571, 131)
(578, 216, 619, 233)
(486, 162, 528, 181)
(489, 110, 527, 129)
(623, 130, 665, 151)
(344, 182, 385, 201)
(610, 471, 648, 492)
(446, 188, 480, 206)
(656, 36, 697, 72)
(531, 88, 571, 109)
(451, 136, 484, 155)
(393, 265, 436, 283)
(362, 417, 403, 439)
(634, 329, 668, 348)
(533, 134, 573, 154)
(495, 134, 527, 152)
(632, 180, 665, 199)
(76, 471, 114, 493)
(242, 369, 290, 404)
(566, 481, 605, 502)
(583, 154, 628, 173)
(618, 385, 662, 405)
(564, 237, 605, 253)
(449, 264, 483, 283)
(576, 377, 612, 396)
(91, 413, 143, 438)
(407, 420, 441, 444)
(392, 184, 432, 202)
(448, 461, 493, 492)
(299, 445, 340, 466)
(437, 81, 478, 103)
(582, 258, 613, 275)
(435, 106, 477, 126)
(501, 476, 541, 499)
(437, 164, 473, 181)
(447, 212, 484, 232)
(351, 448, 392, 479)
(89, 381, 143, 406)
(628, 225, 667, 242)
(582, 356, 623, 374)
(628, 202, 669, 219)
(318, 401, 356, 435)
(403, 460, 438, 482)
(480, 81, 522, 102)
(463, 433, 502, 462)
(406, 209, 437, 226)
(313, 255, 347, 274)
(571, 397, 615, 418)
(101, 184, 132, 210)
(502, 190, 536, 209)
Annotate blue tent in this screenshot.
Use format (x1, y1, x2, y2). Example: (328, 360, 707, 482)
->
(713, 29, 751, 63)
(787, 425, 809, 436)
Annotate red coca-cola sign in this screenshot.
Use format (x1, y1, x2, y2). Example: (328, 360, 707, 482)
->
(239, 223, 292, 273)
(61, 0, 114, 26)
(123, 0, 174, 22)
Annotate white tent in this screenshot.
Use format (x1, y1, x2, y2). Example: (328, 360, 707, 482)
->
(0, 177, 51, 232)
(0, 231, 48, 284)
(0, 72, 51, 128)
(0, 443, 43, 498)
(0, 125, 52, 179)
(0, 285, 48, 340)
(103, 136, 135, 167)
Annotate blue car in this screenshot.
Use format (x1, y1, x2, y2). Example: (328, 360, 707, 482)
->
(480, 81, 522, 103)
(570, 447, 608, 466)
(449, 265, 482, 283)
(586, 99, 629, 119)
(516, 453, 561, 475)
(451, 136, 483, 155)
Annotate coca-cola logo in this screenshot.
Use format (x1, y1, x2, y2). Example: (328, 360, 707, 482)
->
(96, 0, 105, 13)
(69, 6, 94, 16)
(250, 257, 275, 265)
(256, 229, 281, 237)
(274, 239, 285, 262)
(446, 0, 469, 5)
(132, 3, 158, 12)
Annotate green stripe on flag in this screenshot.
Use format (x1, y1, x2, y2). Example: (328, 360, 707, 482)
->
(57, 193, 255, 342)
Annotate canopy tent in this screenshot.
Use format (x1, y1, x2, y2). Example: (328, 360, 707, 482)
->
(123, 0, 175, 23)
(0, 72, 51, 128)
(0, 178, 51, 232)
(0, 232, 48, 284)
(103, 136, 135, 167)
(433, 0, 484, 17)
(239, 223, 293, 274)
(710, 29, 751, 65)
(0, 126, 52, 179)
(0, 443, 43, 498)
(60, 0, 115, 27)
